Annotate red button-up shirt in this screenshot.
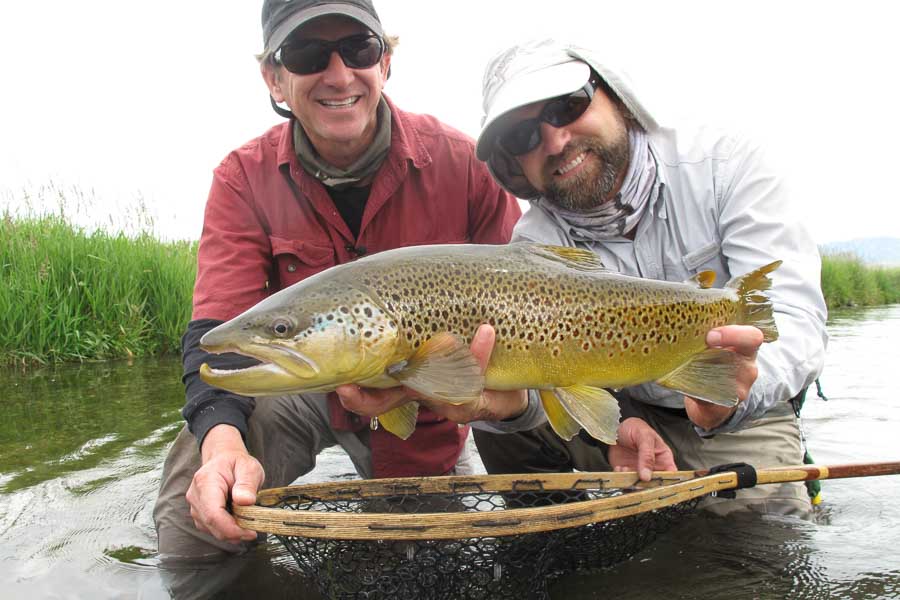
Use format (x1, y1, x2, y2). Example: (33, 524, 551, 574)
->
(188, 96, 520, 477)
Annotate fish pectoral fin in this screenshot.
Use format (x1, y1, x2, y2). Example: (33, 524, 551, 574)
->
(378, 401, 419, 440)
(527, 244, 607, 271)
(656, 348, 740, 407)
(553, 385, 620, 445)
(539, 390, 582, 441)
(391, 332, 484, 404)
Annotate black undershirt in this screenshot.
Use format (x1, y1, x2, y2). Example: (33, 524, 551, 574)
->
(326, 185, 371, 239)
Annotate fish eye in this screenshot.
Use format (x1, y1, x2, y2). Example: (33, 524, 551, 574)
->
(271, 318, 295, 338)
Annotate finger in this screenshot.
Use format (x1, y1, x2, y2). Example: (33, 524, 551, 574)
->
(205, 504, 255, 543)
(469, 324, 496, 372)
(655, 445, 677, 472)
(636, 433, 656, 481)
(707, 325, 764, 356)
(336, 384, 407, 415)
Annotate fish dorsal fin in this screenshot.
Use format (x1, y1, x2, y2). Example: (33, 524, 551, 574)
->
(527, 243, 607, 272)
(377, 401, 419, 440)
(553, 385, 620, 445)
(687, 270, 716, 289)
(656, 348, 740, 407)
(539, 390, 582, 441)
(390, 332, 484, 404)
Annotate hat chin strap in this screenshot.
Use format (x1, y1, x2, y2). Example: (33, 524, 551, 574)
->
(270, 95, 295, 119)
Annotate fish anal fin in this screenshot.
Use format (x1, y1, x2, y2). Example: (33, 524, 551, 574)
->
(553, 385, 620, 445)
(656, 348, 739, 407)
(539, 390, 581, 441)
(391, 332, 484, 404)
(377, 402, 419, 440)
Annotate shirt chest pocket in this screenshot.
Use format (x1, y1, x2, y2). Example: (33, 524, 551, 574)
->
(666, 242, 727, 281)
(269, 235, 336, 289)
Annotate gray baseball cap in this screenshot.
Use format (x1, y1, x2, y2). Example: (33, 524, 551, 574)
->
(262, 0, 384, 54)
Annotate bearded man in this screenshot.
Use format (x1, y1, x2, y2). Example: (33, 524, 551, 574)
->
(472, 39, 828, 518)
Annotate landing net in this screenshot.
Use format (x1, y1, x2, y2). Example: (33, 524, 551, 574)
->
(233, 471, 712, 599)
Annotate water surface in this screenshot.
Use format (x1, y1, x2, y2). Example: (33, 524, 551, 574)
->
(1, 306, 898, 598)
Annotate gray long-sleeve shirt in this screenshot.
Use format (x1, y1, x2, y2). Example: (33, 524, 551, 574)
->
(512, 124, 828, 436)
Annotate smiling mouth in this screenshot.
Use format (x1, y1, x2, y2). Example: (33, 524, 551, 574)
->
(555, 150, 589, 176)
(318, 96, 361, 108)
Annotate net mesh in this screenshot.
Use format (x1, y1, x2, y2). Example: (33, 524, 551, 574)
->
(264, 482, 703, 599)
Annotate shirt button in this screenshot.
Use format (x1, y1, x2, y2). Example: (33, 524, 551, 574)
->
(287, 264, 297, 272)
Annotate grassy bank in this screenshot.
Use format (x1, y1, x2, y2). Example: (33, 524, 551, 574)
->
(1, 212, 196, 366)
(2, 206, 899, 365)
(820, 253, 900, 309)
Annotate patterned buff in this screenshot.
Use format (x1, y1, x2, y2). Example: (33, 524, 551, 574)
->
(537, 126, 658, 241)
(293, 97, 392, 189)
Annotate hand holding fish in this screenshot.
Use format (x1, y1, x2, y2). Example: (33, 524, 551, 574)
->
(608, 417, 677, 481)
(336, 324, 530, 424)
(684, 325, 764, 430)
(185, 424, 264, 545)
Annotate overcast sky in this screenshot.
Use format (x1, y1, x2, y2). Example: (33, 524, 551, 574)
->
(2, 1, 898, 243)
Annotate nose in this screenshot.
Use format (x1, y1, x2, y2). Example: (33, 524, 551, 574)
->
(536, 121, 571, 157)
(319, 50, 354, 88)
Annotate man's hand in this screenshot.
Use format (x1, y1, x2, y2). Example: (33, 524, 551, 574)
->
(684, 325, 764, 430)
(607, 417, 677, 481)
(185, 424, 264, 545)
(336, 324, 528, 424)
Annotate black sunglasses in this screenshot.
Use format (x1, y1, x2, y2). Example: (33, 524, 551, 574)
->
(274, 33, 385, 75)
(497, 75, 601, 156)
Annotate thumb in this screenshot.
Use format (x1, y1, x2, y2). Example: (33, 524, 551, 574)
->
(231, 459, 261, 506)
(469, 324, 496, 372)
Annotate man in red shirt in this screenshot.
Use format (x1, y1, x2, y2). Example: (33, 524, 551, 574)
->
(153, 0, 532, 563)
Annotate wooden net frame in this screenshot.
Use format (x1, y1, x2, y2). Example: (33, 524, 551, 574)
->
(232, 462, 900, 600)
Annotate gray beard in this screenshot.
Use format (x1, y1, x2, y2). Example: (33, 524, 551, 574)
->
(543, 135, 630, 212)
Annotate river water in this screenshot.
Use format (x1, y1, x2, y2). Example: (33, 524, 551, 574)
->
(0, 305, 898, 599)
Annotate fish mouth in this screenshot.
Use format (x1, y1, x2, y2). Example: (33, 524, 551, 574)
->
(199, 341, 321, 395)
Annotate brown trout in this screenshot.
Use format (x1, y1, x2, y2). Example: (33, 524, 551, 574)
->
(199, 243, 780, 444)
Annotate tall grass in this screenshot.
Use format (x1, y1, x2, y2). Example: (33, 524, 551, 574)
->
(2, 193, 899, 366)
(1, 211, 196, 365)
(820, 253, 900, 309)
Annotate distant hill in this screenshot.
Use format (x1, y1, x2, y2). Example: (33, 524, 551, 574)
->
(820, 237, 900, 266)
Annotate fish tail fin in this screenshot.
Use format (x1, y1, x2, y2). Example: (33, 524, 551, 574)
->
(727, 260, 781, 342)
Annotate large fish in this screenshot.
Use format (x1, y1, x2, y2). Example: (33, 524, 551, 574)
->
(199, 243, 780, 444)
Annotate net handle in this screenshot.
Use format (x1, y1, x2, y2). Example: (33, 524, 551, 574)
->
(733, 460, 900, 485)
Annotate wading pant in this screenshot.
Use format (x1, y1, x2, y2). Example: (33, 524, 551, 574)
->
(153, 392, 475, 561)
(473, 401, 812, 519)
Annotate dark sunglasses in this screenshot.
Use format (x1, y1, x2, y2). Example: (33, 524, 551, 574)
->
(274, 33, 385, 75)
(497, 75, 601, 156)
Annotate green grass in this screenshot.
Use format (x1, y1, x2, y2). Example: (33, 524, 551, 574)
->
(820, 253, 900, 309)
(2, 196, 899, 365)
(1, 210, 196, 366)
